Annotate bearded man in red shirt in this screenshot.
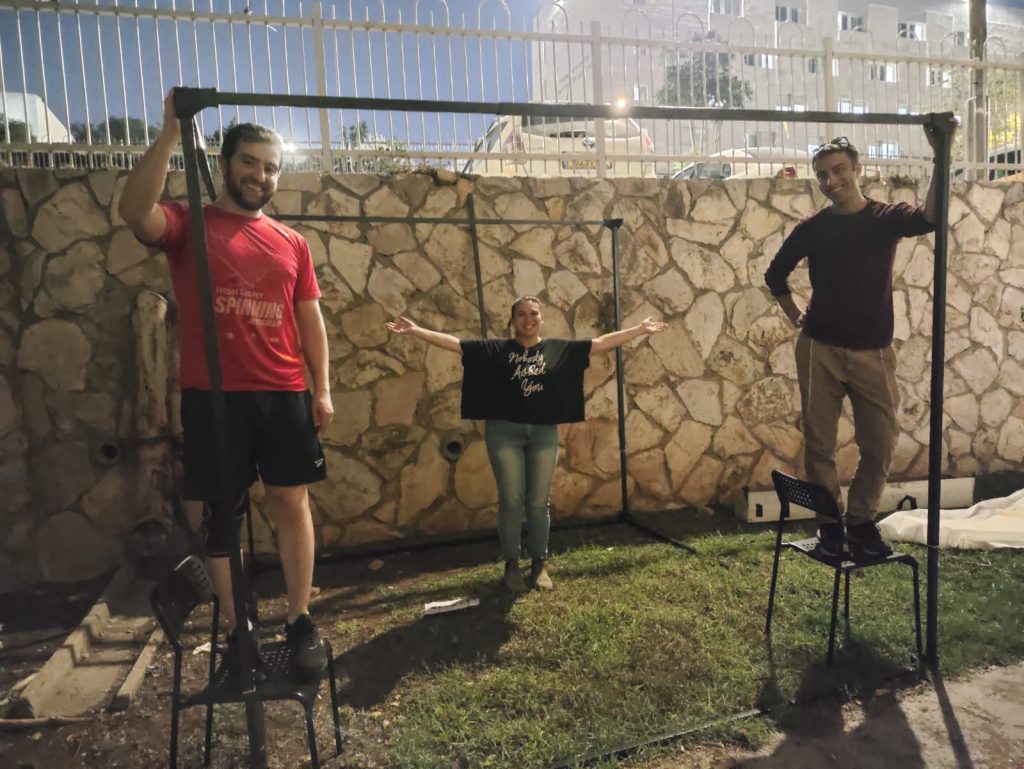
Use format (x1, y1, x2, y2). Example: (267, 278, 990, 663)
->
(121, 91, 333, 683)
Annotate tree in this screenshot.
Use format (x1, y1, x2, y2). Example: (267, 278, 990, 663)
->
(339, 120, 410, 173)
(205, 117, 239, 148)
(70, 116, 160, 145)
(656, 32, 752, 109)
(656, 32, 752, 158)
(0, 119, 30, 143)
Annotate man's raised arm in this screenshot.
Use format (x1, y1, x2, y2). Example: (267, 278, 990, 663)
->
(119, 90, 181, 244)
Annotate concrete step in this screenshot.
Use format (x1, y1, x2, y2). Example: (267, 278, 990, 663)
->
(6, 564, 160, 718)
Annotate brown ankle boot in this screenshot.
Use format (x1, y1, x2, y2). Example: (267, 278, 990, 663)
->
(503, 559, 525, 592)
(530, 558, 553, 590)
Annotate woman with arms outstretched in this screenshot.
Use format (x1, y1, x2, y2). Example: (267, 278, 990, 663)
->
(387, 295, 667, 591)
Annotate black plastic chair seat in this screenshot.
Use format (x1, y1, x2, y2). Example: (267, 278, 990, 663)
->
(183, 639, 334, 709)
(784, 537, 918, 570)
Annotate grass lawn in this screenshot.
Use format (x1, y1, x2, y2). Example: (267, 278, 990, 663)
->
(309, 512, 1024, 769)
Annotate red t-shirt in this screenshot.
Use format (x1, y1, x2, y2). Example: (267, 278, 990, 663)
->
(158, 201, 321, 391)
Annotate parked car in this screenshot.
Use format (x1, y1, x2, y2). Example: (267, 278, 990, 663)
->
(463, 113, 655, 178)
(987, 145, 1022, 181)
(671, 147, 814, 180)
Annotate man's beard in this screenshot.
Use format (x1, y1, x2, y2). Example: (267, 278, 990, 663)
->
(224, 165, 273, 211)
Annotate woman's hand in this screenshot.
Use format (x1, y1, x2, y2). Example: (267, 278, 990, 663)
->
(386, 316, 419, 335)
(637, 317, 668, 335)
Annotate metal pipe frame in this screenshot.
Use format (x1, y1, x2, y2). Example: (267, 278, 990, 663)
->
(172, 88, 955, 764)
(175, 91, 267, 769)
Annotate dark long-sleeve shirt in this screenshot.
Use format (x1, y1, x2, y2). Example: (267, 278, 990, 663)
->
(764, 199, 935, 349)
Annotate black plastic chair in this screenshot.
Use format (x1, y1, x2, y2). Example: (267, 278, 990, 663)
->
(764, 470, 922, 665)
(150, 555, 342, 768)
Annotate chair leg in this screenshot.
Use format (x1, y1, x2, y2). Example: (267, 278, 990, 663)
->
(304, 705, 321, 769)
(327, 650, 343, 754)
(205, 599, 219, 766)
(843, 568, 851, 641)
(827, 568, 842, 665)
(170, 659, 182, 769)
(765, 526, 786, 636)
(203, 704, 214, 767)
(169, 702, 180, 769)
(910, 560, 923, 662)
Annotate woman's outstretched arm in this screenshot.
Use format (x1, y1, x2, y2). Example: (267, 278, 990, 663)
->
(590, 316, 668, 355)
(386, 316, 462, 352)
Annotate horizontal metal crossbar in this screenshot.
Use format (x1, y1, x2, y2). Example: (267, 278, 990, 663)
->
(174, 88, 954, 129)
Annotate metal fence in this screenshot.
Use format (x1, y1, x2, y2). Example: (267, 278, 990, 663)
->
(1, 0, 1022, 179)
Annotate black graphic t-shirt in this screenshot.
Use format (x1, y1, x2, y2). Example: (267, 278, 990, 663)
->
(460, 338, 593, 424)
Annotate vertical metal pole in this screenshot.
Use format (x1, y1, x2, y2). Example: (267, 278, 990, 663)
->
(176, 89, 267, 769)
(312, 4, 334, 173)
(607, 219, 628, 518)
(191, 118, 217, 202)
(590, 20, 607, 179)
(926, 113, 954, 668)
(467, 193, 488, 338)
(968, 0, 988, 181)
(823, 36, 836, 112)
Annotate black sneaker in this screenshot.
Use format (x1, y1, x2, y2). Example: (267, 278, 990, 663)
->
(847, 521, 894, 559)
(221, 628, 265, 682)
(285, 614, 328, 683)
(814, 522, 845, 559)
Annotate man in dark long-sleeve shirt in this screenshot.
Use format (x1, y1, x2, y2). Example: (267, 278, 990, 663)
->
(763, 126, 951, 559)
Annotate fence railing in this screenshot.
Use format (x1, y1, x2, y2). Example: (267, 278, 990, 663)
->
(1, 0, 1022, 179)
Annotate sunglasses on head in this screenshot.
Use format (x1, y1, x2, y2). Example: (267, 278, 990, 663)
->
(814, 136, 852, 153)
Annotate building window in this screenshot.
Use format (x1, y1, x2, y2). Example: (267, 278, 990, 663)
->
(775, 6, 800, 23)
(869, 63, 897, 83)
(807, 58, 819, 73)
(745, 132, 777, 148)
(743, 53, 776, 69)
(711, 0, 742, 16)
(632, 84, 649, 102)
(927, 67, 952, 88)
(838, 99, 863, 114)
(838, 12, 864, 32)
(868, 142, 899, 159)
(898, 22, 925, 40)
(952, 31, 967, 46)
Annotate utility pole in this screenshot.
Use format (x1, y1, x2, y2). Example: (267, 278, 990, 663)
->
(968, 0, 988, 179)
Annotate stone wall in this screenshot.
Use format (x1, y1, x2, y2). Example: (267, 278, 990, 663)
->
(2, 167, 1023, 588)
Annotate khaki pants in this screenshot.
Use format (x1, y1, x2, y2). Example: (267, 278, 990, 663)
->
(795, 333, 900, 525)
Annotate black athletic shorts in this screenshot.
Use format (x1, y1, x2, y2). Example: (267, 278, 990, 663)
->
(181, 389, 327, 502)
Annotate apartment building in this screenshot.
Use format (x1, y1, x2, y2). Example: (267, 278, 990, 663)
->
(534, 0, 1024, 169)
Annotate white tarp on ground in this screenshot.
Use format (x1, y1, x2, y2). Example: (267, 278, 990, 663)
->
(878, 487, 1024, 549)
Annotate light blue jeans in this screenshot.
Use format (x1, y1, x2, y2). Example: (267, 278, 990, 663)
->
(484, 420, 560, 561)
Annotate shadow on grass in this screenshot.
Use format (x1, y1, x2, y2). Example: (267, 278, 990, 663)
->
(741, 638, 931, 769)
(331, 582, 518, 709)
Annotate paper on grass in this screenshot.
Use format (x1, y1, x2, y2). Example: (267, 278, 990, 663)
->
(423, 597, 480, 616)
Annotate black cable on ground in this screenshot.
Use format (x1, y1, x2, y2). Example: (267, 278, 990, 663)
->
(547, 708, 764, 769)
(624, 513, 698, 554)
(546, 663, 925, 769)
